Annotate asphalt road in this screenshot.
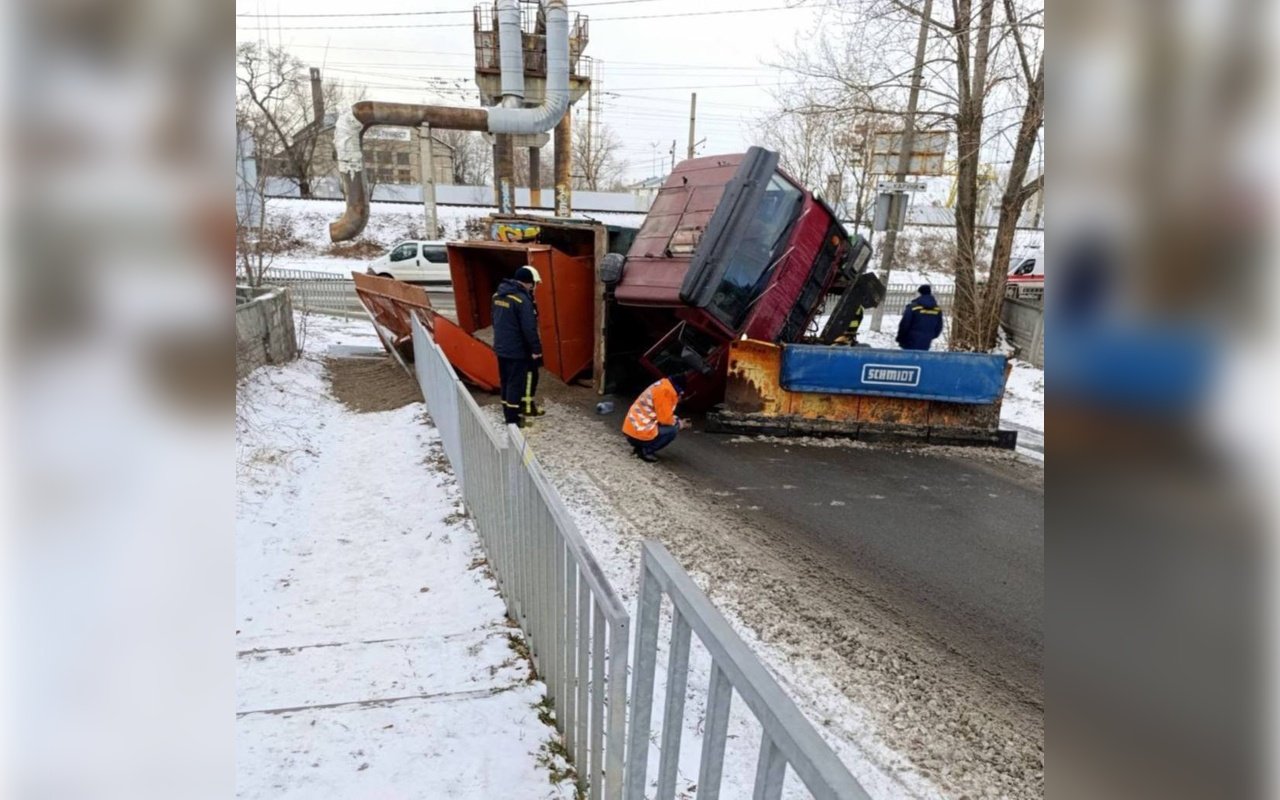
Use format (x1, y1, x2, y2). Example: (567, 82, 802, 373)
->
(663, 427, 1044, 692)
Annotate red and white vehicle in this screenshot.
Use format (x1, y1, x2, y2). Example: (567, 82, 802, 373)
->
(1006, 250, 1044, 300)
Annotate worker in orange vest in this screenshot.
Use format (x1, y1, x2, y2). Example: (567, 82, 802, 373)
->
(622, 375, 689, 462)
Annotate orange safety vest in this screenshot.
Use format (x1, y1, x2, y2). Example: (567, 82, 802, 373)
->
(622, 379, 678, 441)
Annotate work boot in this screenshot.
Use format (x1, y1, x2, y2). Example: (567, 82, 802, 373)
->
(526, 402, 547, 417)
(639, 451, 658, 463)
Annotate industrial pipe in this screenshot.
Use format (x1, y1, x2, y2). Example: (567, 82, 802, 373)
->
(329, 0, 571, 241)
(496, 0, 525, 106)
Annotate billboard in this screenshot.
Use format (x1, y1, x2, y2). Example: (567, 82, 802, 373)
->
(869, 130, 949, 176)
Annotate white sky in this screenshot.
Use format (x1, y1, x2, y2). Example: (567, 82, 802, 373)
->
(234, 0, 838, 182)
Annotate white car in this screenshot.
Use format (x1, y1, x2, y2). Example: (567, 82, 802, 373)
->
(367, 240, 452, 286)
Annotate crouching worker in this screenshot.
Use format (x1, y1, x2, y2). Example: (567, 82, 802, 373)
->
(622, 375, 689, 462)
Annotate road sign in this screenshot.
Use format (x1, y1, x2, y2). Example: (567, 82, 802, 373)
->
(876, 180, 927, 193)
(869, 131, 949, 176)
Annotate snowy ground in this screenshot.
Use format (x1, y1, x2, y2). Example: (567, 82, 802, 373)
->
(236, 315, 575, 799)
(263, 196, 646, 259)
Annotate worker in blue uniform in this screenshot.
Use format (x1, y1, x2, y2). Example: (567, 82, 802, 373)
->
(896, 284, 944, 351)
(491, 266, 544, 426)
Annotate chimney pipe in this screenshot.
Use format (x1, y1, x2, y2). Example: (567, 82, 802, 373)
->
(329, 0, 571, 241)
(310, 67, 323, 125)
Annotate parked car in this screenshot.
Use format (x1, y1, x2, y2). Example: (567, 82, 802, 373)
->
(1006, 250, 1044, 299)
(367, 240, 451, 286)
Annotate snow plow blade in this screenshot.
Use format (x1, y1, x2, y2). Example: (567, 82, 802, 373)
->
(351, 271, 500, 391)
(709, 339, 1018, 448)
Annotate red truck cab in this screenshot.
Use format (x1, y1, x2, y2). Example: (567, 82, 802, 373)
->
(605, 147, 871, 407)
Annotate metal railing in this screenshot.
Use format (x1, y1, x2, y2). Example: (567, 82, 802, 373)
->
(236, 266, 366, 317)
(409, 315, 872, 800)
(625, 540, 872, 800)
(410, 315, 631, 800)
(883, 282, 955, 313)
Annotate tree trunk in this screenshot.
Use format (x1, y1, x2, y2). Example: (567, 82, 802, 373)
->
(948, 0, 996, 352)
(976, 57, 1044, 350)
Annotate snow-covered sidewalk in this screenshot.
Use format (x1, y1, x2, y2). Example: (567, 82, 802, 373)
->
(236, 316, 573, 799)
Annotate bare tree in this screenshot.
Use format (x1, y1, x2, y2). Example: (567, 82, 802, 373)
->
(968, 23, 1043, 349)
(236, 42, 342, 198)
(434, 129, 492, 185)
(774, 0, 1044, 350)
(755, 82, 895, 233)
(572, 118, 628, 191)
(513, 146, 554, 189)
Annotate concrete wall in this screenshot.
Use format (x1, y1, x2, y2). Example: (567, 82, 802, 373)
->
(237, 285, 299, 380)
(1000, 297, 1044, 368)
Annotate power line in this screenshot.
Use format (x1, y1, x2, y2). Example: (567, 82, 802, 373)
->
(234, 40, 781, 73)
(234, 4, 829, 31)
(236, 0, 669, 17)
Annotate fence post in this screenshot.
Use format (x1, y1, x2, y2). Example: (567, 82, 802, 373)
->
(623, 561, 663, 799)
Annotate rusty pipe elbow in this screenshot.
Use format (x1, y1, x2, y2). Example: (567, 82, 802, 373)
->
(329, 169, 369, 242)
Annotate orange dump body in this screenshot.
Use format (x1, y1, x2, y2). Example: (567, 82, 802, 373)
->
(447, 240, 596, 384)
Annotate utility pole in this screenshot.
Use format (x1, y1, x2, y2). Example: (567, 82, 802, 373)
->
(586, 62, 594, 169)
(418, 124, 438, 238)
(669, 139, 676, 173)
(869, 0, 932, 333)
(687, 93, 697, 159)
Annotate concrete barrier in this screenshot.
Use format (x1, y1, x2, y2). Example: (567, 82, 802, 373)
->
(1000, 297, 1044, 368)
(236, 285, 298, 379)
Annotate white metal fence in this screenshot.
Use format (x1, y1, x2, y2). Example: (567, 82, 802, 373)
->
(411, 315, 631, 800)
(625, 541, 871, 800)
(409, 315, 874, 800)
(236, 266, 366, 317)
(883, 282, 955, 313)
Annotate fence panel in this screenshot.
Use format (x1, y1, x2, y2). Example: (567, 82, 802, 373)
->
(625, 540, 873, 800)
(409, 315, 630, 800)
(236, 266, 366, 317)
(883, 283, 955, 314)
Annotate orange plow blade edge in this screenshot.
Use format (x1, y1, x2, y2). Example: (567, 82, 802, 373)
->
(351, 272, 500, 392)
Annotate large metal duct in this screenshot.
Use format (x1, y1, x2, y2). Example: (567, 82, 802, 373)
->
(329, 0, 571, 241)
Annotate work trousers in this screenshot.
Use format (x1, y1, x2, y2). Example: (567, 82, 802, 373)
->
(626, 424, 679, 456)
(497, 356, 536, 424)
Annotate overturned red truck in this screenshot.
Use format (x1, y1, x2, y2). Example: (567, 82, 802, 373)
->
(352, 145, 1014, 446)
(601, 147, 872, 406)
(356, 145, 872, 406)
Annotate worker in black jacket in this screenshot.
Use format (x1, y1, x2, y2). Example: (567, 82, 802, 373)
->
(491, 266, 544, 425)
(896, 284, 945, 351)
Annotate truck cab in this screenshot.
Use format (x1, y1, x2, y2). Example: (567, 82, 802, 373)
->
(605, 147, 871, 407)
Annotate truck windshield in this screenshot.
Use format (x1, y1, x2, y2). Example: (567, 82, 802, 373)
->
(708, 173, 804, 327)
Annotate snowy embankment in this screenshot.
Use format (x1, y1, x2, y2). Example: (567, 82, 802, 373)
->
(236, 315, 574, 799)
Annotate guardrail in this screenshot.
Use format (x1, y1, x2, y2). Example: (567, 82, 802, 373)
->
(625, 540, 871, 800)
(411, 315, 630, 800)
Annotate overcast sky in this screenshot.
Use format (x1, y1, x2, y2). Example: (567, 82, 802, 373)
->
(235, 0, 842, 183)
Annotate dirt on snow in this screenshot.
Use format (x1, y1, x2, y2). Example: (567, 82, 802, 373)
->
(324, 357, 422, 413)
